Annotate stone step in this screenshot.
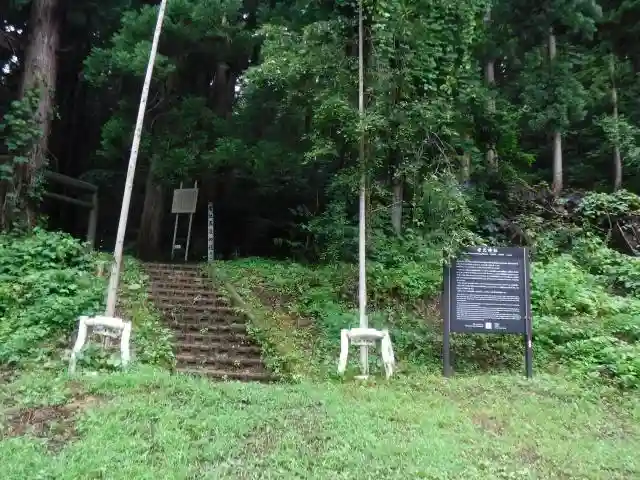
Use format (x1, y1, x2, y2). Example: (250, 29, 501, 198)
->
(155, 303, 236, 314)
(166, 316, 238, 330)
(173, 331, 252, 344)
(150, 284, 212, 292)
(149, 277, 208, 285)
(176, 352, 263, 368)
(164, 309, 236, 320)
(146, 270, 202, 283)
(176, 367, 276, 382)
(165, 317, 240, 333)
(153, 301, 232, 312)
(146, 263, 201, 270)
(149, 295, 230, 307)
(144, 263, 202, 275)
(150, 287, 216, 297)
(176, 342, 262, 356)
(148, 276, 203, 284)
(171, 322, 247, 334)
(146, 268, 203, 276)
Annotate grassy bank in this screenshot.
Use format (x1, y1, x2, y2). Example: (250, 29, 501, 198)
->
(208, 252, 640, 390)
(1, 367, 639, 479)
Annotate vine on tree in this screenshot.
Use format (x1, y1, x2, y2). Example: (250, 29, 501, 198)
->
(0, 89, 44, 232)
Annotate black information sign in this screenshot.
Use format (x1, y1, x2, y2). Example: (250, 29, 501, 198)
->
(442, 246, 533, 378)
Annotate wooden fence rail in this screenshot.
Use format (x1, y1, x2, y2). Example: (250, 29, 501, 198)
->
(0, 155, 99, 247)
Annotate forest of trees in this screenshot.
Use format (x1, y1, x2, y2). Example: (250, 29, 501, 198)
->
(2, 0, 640, 262)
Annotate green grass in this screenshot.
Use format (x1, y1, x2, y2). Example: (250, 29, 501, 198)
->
(1, 367, 639, 479)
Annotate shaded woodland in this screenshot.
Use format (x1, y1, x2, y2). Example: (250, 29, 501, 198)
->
(2, 0, 640, 261)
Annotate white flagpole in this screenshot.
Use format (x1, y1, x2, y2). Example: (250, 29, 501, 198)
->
(105, 0, 169, 316)
(357, 0, 369, 377)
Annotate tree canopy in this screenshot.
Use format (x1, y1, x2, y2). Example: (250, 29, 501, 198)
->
(2, 0, 640, 261)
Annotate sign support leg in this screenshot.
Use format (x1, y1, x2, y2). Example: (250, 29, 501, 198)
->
(185, 211, 194, 262)
(523, 247, 533, 379)
(171, 181, 183, 260)
(183, 181, 197, 262)
(171, 214, 179, 260)
(443, 324, 452, 378)
(443, 265, 452, 377)
(524, 320, 533, 379)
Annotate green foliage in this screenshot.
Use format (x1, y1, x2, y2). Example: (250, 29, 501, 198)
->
(570, 233, 640, 296)
(84, 0, 255, 184)
(0, 229, 103, 365)
(214, 228, 640, 390)
(596, 114, 640, 167)
(575, 189, 640, 226)
(521, 48, 590, 133)
(531, 242, 640, 389)
(0, 229, 174, 370)
(0, 90, 43, 231)
(368, 230, 443, 302)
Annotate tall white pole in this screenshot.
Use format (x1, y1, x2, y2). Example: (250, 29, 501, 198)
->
(357, 0, 369, 377)
(105, 0, 169, 317)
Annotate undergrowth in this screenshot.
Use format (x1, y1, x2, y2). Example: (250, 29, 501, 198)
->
(210, 232, 640, 390)
(0, 228, 174, 373)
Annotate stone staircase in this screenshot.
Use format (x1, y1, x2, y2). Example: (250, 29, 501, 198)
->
(143, 262, 274, 382)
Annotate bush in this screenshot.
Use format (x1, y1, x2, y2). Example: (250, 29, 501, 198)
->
(0, 229, 104, 364)
(570, 234, 640, 296)
(368, 229, 443, 304)
(531, 253, 640, 390)
(0, 229, 175, 370)
(215, 225, 640, 389)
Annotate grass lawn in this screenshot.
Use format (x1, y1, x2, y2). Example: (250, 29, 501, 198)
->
(1, 368, 639, 479)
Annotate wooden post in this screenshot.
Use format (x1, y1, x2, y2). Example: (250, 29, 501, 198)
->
(87, 191, 98, 248)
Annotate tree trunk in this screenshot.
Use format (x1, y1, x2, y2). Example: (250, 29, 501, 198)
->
(552, 131, 563, 196)
(391, 176, 403, 234)
(460, 153, 471, 182)
(548, 29, 563, 196)
(485, 58, 496, 167)
(137, 166, 165, 260)
(460, 135, 471, 183)
(211, 61, 231, 116)
(19, 0, 61, 224)
(484, 7, 496, 167)
(610, 58, 622, 190)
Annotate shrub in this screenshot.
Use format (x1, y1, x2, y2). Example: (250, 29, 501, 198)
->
(215, 227, 640, 389)
(531, 252, 640, 390)
(0, 229, 175, 370)
(0, 229, 104, 364)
